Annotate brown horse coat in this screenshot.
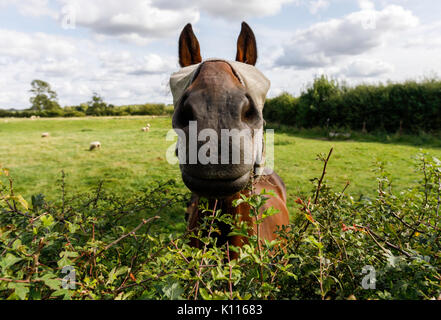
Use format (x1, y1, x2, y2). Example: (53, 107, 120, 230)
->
(173, 22, 290, 256)
(186, 170, 290, 255)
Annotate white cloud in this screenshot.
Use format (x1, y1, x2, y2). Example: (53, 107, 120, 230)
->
(309, 0, 330, 15)
(1, 0, 441, 109)
(341, 59, 394, 77)
(358, 0, 375, 10)
(55, 0, 200, 44)
(276, 4, 418, 69)
(99, 51, 176, 75)
(36, 57, 84, 77)
(0, 0, 58, 18)
(0, 28, 176, 108)
(0, 29, 77, 60)
(4, 0, 295, 45)
(153, 0, 296, 20)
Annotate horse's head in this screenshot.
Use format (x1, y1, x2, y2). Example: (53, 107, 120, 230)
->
(170, 22, 270, 198)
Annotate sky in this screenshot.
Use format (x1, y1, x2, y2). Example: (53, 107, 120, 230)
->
(0, 0, 440, 109)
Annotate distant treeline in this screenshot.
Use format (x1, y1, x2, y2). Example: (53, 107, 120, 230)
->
(3, 77, 441, 134)
(0, 80, 174, 118)
(264, 76, 441, 134)
(0, 103, 174, 118)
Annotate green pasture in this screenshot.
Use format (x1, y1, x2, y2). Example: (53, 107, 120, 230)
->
(1, 116, 440, 213)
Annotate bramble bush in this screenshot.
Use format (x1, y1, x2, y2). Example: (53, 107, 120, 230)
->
(1, 150, 440, 300)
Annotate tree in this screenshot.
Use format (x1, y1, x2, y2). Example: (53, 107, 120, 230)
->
(29, 80, 61, 111)
(86, 92, 108, 115)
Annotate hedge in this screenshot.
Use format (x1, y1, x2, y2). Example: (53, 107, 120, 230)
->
(264, 76, 441, 134)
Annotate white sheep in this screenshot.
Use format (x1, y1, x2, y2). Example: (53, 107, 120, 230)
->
(141, 127, 150, 132)
(89, 141, 101, 151)
(41, 132, 50, 138)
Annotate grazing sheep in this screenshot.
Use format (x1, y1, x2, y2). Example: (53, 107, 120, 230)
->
(89, 141, 101, 151)
(141, 126, 150, 132)
(31, 115, 37, 120)
(41, 132, 50, 138)
(146, 123, 151, 127)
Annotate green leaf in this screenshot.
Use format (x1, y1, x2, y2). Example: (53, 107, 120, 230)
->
(39, 274, 60, 291)
(0, 253, 23, 270)
(232, 199, 246, 207)
(305, 236, 323, 250)
(199, 287, 211, 300)
(107, 266, 128, 285)
(262, 207, 279, 219)
(162, 281, 184, 300)
(51, 289, 72, 300)
(57, 251, 78, 268)
(8, 282, 29, 300)
(67, 222, 79, 234)
(10, 195, 29, 210)
(40, 214, 55, 228)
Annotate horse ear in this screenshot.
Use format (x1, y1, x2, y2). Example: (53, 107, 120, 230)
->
(235, 22, 257, 66)
(179, 23, 202, 68)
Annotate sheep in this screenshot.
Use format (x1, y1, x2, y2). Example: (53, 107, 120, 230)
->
(31, 115, 37, 120)
(41, 132, 50, 138)
(89, 141, 101, 151)
(141, 127, 150, 132)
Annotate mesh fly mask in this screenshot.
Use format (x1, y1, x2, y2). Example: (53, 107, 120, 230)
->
(169, 59, 271, 176)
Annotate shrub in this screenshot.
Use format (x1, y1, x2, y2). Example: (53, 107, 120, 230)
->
(128, 104, 166, 116)
(264, 93, 298, 126)
(264, 77, 441, 134)
(63, 110, 86, 118)
(1, 151, 440, 300)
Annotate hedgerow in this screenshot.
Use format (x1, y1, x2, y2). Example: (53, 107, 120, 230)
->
(1, 150, 440, 300)
(0, 104, 174, 118)
(264, 76, 441, 134)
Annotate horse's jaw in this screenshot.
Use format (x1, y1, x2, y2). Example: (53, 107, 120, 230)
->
(181, 169, 251, 198)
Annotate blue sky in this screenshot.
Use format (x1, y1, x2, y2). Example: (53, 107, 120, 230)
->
(1, 0, 441, 109)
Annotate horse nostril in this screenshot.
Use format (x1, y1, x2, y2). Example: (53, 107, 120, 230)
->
(183, 104, 196, 127)
(241, 96, 259, 125)
(176, 100, 196, 129)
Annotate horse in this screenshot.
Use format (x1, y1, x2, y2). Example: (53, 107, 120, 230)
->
(170, 22, 290, 256)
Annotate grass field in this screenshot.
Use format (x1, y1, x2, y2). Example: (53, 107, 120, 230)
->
(1, 116, 441, 215)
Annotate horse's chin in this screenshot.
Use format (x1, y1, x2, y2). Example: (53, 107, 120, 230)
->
(181, 170, 251, 198)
